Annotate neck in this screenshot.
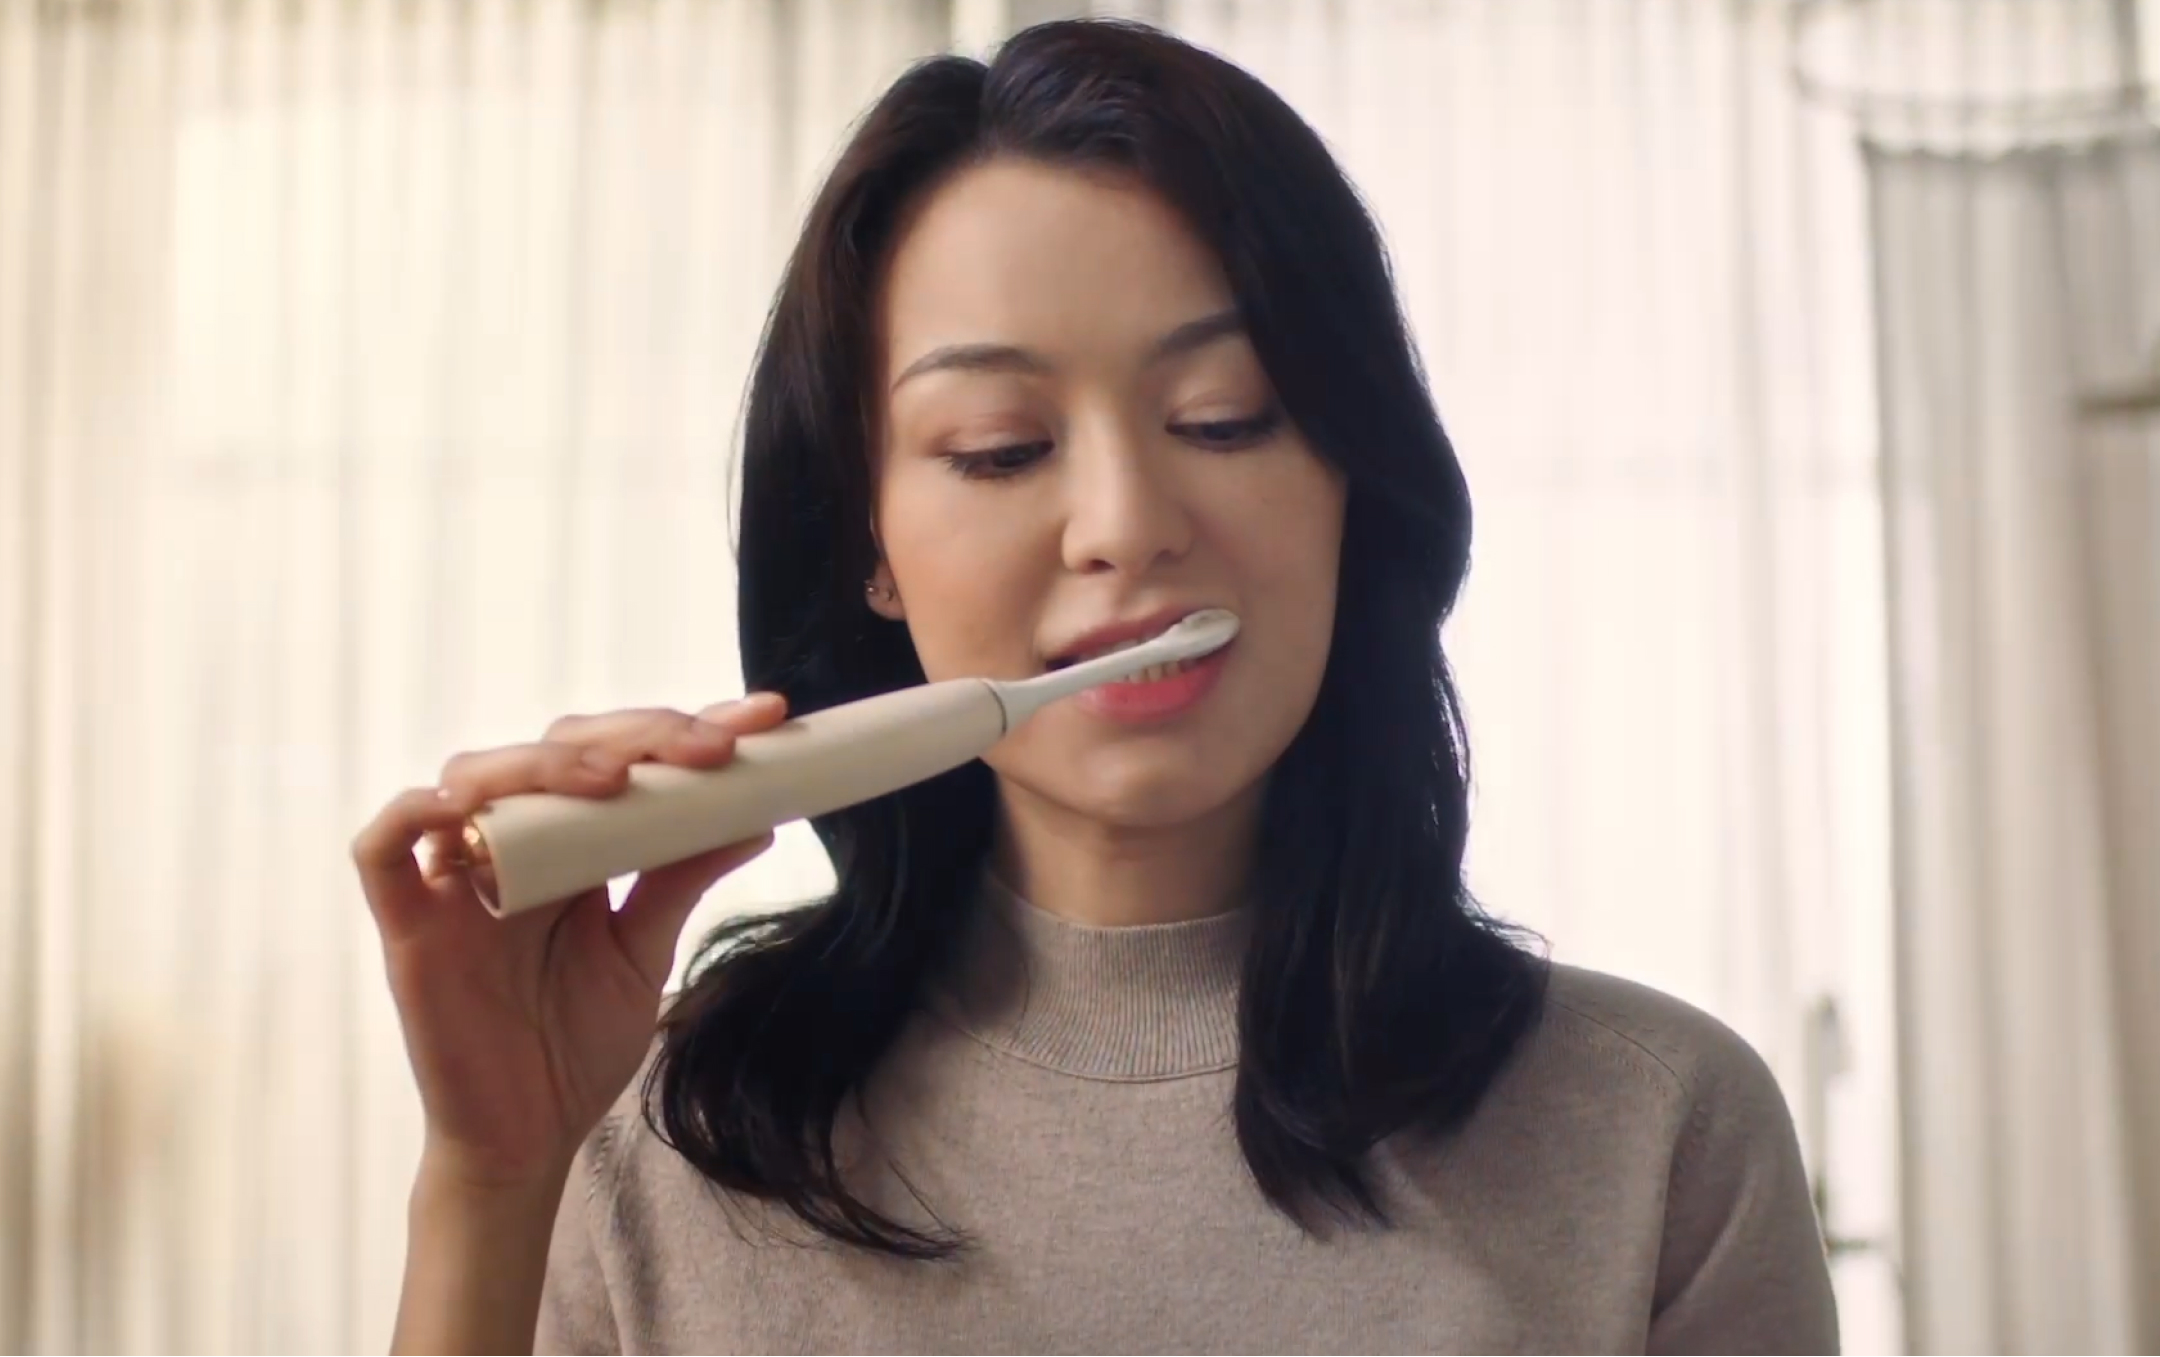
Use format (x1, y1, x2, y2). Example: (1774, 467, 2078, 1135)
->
(986, 779, 1262, 928)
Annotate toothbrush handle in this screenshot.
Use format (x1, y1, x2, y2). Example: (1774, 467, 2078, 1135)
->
(459, 679, 1006, 916)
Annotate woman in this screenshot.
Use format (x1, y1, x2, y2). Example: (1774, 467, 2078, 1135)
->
(353, 20, 1839, 1355)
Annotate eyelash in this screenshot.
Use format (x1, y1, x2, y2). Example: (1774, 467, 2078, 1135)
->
(940, 409, 1284, 482)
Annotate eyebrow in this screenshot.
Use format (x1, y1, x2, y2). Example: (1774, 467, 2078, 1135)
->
(889, 308, 1246, 391)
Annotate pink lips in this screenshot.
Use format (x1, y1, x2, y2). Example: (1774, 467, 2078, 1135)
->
(1072, 642, 1232, 724)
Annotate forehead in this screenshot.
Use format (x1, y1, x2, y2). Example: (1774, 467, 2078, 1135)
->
(879, 158, 1237, 370)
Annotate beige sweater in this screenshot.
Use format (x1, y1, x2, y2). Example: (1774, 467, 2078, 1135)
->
(537, 881, 1840, 1354)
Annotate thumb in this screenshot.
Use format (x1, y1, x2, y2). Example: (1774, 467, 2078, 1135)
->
(610, 832, 777, 987)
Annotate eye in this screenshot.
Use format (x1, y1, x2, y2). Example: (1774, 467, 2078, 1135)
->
(1170, 409, 1283, 450)
(941, 440, 1053, 481)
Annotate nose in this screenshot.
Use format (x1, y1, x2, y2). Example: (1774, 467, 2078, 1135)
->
(1058, 415, 1196, 577)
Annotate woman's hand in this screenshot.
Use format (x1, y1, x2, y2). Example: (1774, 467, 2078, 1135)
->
(351, 694, 789, 1193)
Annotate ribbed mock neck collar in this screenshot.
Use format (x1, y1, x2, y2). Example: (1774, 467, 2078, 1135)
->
(933, 874, 1248, 1082)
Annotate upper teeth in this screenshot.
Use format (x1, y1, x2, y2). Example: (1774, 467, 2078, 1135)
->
(1071, 625, 1175, 664)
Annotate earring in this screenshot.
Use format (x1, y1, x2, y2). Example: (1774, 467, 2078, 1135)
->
(865, 580, 892, 602)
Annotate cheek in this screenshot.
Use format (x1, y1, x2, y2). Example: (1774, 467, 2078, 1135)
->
(875, 471, 1050, 681)
(1227, 459, 1346, 638)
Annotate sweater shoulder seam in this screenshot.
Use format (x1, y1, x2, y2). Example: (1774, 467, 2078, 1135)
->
(586, 1105, 624, 1205)
(1540, 987, 1740, 1190)
(1541, 991, 1694, 1104)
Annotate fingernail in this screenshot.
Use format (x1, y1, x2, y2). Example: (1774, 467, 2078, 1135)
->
(701, 693, 781, 722)
(579, 749, 623, 774)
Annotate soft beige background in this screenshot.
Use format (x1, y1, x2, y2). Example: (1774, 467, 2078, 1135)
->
(3, 1, 2155, 1352)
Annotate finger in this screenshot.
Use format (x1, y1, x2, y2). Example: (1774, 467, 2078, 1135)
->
(546, 694, 784, 747)
(439, 741, 630, 801)
(541, 708, 736, 771)
(542, 706, 697, 746)
(644, 693, 789, 767)
(417, 825, 472, 885)
(352, 786, 481, 935)
(694, 691, 788, 731)
(550, 695, 787, 771)
(610, 831, 776, 989)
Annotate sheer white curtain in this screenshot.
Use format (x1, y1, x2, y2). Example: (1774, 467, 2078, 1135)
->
(1869, 133, 2160, 1353)
(0, 2, 937, 1351)
(1793, 3, 2160, 1348)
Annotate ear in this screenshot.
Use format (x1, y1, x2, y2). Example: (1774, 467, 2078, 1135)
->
(865, 560, 905, 621)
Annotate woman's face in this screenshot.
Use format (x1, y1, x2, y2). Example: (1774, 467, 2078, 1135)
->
(872, 158, 1345, 831)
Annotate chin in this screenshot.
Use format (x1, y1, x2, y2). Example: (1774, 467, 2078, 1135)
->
(1072, 784, 1230, 830)
(1002, 747, 1264, 831)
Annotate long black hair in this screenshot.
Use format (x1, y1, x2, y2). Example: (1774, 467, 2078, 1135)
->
(650, 18, 1548, 1258)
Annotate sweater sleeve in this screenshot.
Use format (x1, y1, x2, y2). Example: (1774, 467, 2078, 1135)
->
(1647, 1028, 1841, 1355)
(534, 1124, 623, 1356)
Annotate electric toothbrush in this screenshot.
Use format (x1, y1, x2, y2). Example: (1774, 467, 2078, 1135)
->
(453, 608, 1240, 916)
